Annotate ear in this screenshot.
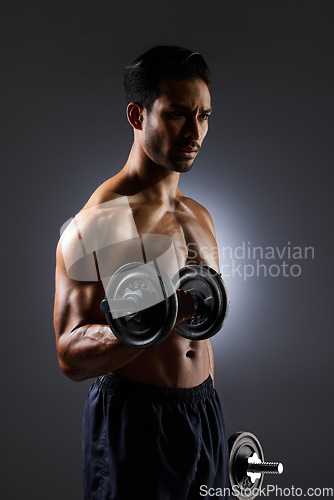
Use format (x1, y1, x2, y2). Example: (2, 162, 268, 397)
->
(126, 102, 144, 130)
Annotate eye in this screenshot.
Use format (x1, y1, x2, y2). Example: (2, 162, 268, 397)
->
(200, 113, 210, 121)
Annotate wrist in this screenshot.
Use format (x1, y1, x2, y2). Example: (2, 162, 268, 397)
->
(175, 289, 197, 327)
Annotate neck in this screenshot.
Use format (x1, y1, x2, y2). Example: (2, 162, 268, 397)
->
(120, 143, 181, 203)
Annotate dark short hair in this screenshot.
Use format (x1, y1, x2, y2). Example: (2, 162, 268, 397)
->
(123, 45, 211, 112)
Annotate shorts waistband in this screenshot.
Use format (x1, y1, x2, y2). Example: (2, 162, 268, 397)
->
(95, 375, 214, 404)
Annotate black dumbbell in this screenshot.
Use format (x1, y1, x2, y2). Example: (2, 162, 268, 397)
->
(172, 265, 229, 341)
(229, 432, 283, 500)
(100, 262, 229, 348)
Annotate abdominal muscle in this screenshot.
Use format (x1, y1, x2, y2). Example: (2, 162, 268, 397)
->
(112, 330, 211, 388)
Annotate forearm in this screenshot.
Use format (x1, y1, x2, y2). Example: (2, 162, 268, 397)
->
(57, 323, 144, 382)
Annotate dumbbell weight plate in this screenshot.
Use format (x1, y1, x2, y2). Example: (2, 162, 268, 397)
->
(102, 262, 178, 348)
(172, 265, 229, 340)
(228, 432, 264, 500)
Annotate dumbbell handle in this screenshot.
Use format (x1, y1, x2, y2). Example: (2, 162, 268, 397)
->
(101, 297, 141, 315)
(247, 461, 283, 475)
(102, 288, 205, 317)
(186, 288, 203, 311)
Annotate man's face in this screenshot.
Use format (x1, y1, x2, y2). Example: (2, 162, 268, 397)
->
(141, 78, 212, 173)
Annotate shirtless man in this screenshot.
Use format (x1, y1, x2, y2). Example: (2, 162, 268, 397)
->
(54, 46, 229, 499)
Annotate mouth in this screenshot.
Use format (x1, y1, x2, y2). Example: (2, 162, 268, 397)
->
(175, 147, 199, 158)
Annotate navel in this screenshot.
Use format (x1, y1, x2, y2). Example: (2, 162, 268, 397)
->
(186, 350, 195, 359)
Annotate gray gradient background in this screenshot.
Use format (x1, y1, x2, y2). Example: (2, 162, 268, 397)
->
(2, 1, 333, 498)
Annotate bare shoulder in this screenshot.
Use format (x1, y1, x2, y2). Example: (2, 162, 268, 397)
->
(57, 176, 138, 281)
(181, 195, 216, 236)
(83, 175, 124, 209)
(59, 175, 130, 250)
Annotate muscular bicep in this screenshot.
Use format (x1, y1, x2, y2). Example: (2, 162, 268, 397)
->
(53, 243, 106, 342)
(54, 242, 145, 381)
(54, 206, 134, 338)
(53, 205, 148, 380)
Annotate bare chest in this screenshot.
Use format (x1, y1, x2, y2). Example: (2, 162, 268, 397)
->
(132, 206, 219, 275)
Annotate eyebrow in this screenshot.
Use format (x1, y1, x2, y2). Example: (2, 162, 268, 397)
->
(169, 103, 213, 114)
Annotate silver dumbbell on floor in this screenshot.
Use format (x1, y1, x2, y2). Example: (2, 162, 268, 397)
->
(229, 432, 283, 500)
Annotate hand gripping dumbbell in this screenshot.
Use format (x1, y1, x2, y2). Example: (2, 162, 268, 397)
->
(229, 432, 283, 500)
(100, 262, 229, 348)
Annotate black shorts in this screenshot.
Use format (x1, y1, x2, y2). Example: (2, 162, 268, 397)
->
(82, 375, 229, 500)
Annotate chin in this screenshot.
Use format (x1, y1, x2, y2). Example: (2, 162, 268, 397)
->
(168, 160, 194, 173)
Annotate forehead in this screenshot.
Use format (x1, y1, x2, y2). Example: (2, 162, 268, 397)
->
(154, 78, 211, 110)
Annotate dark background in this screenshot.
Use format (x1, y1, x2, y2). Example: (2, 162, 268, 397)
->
(2, 0, 333, 498)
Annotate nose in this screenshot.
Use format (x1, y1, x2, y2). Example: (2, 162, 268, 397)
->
(184, 117, 200, 141)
